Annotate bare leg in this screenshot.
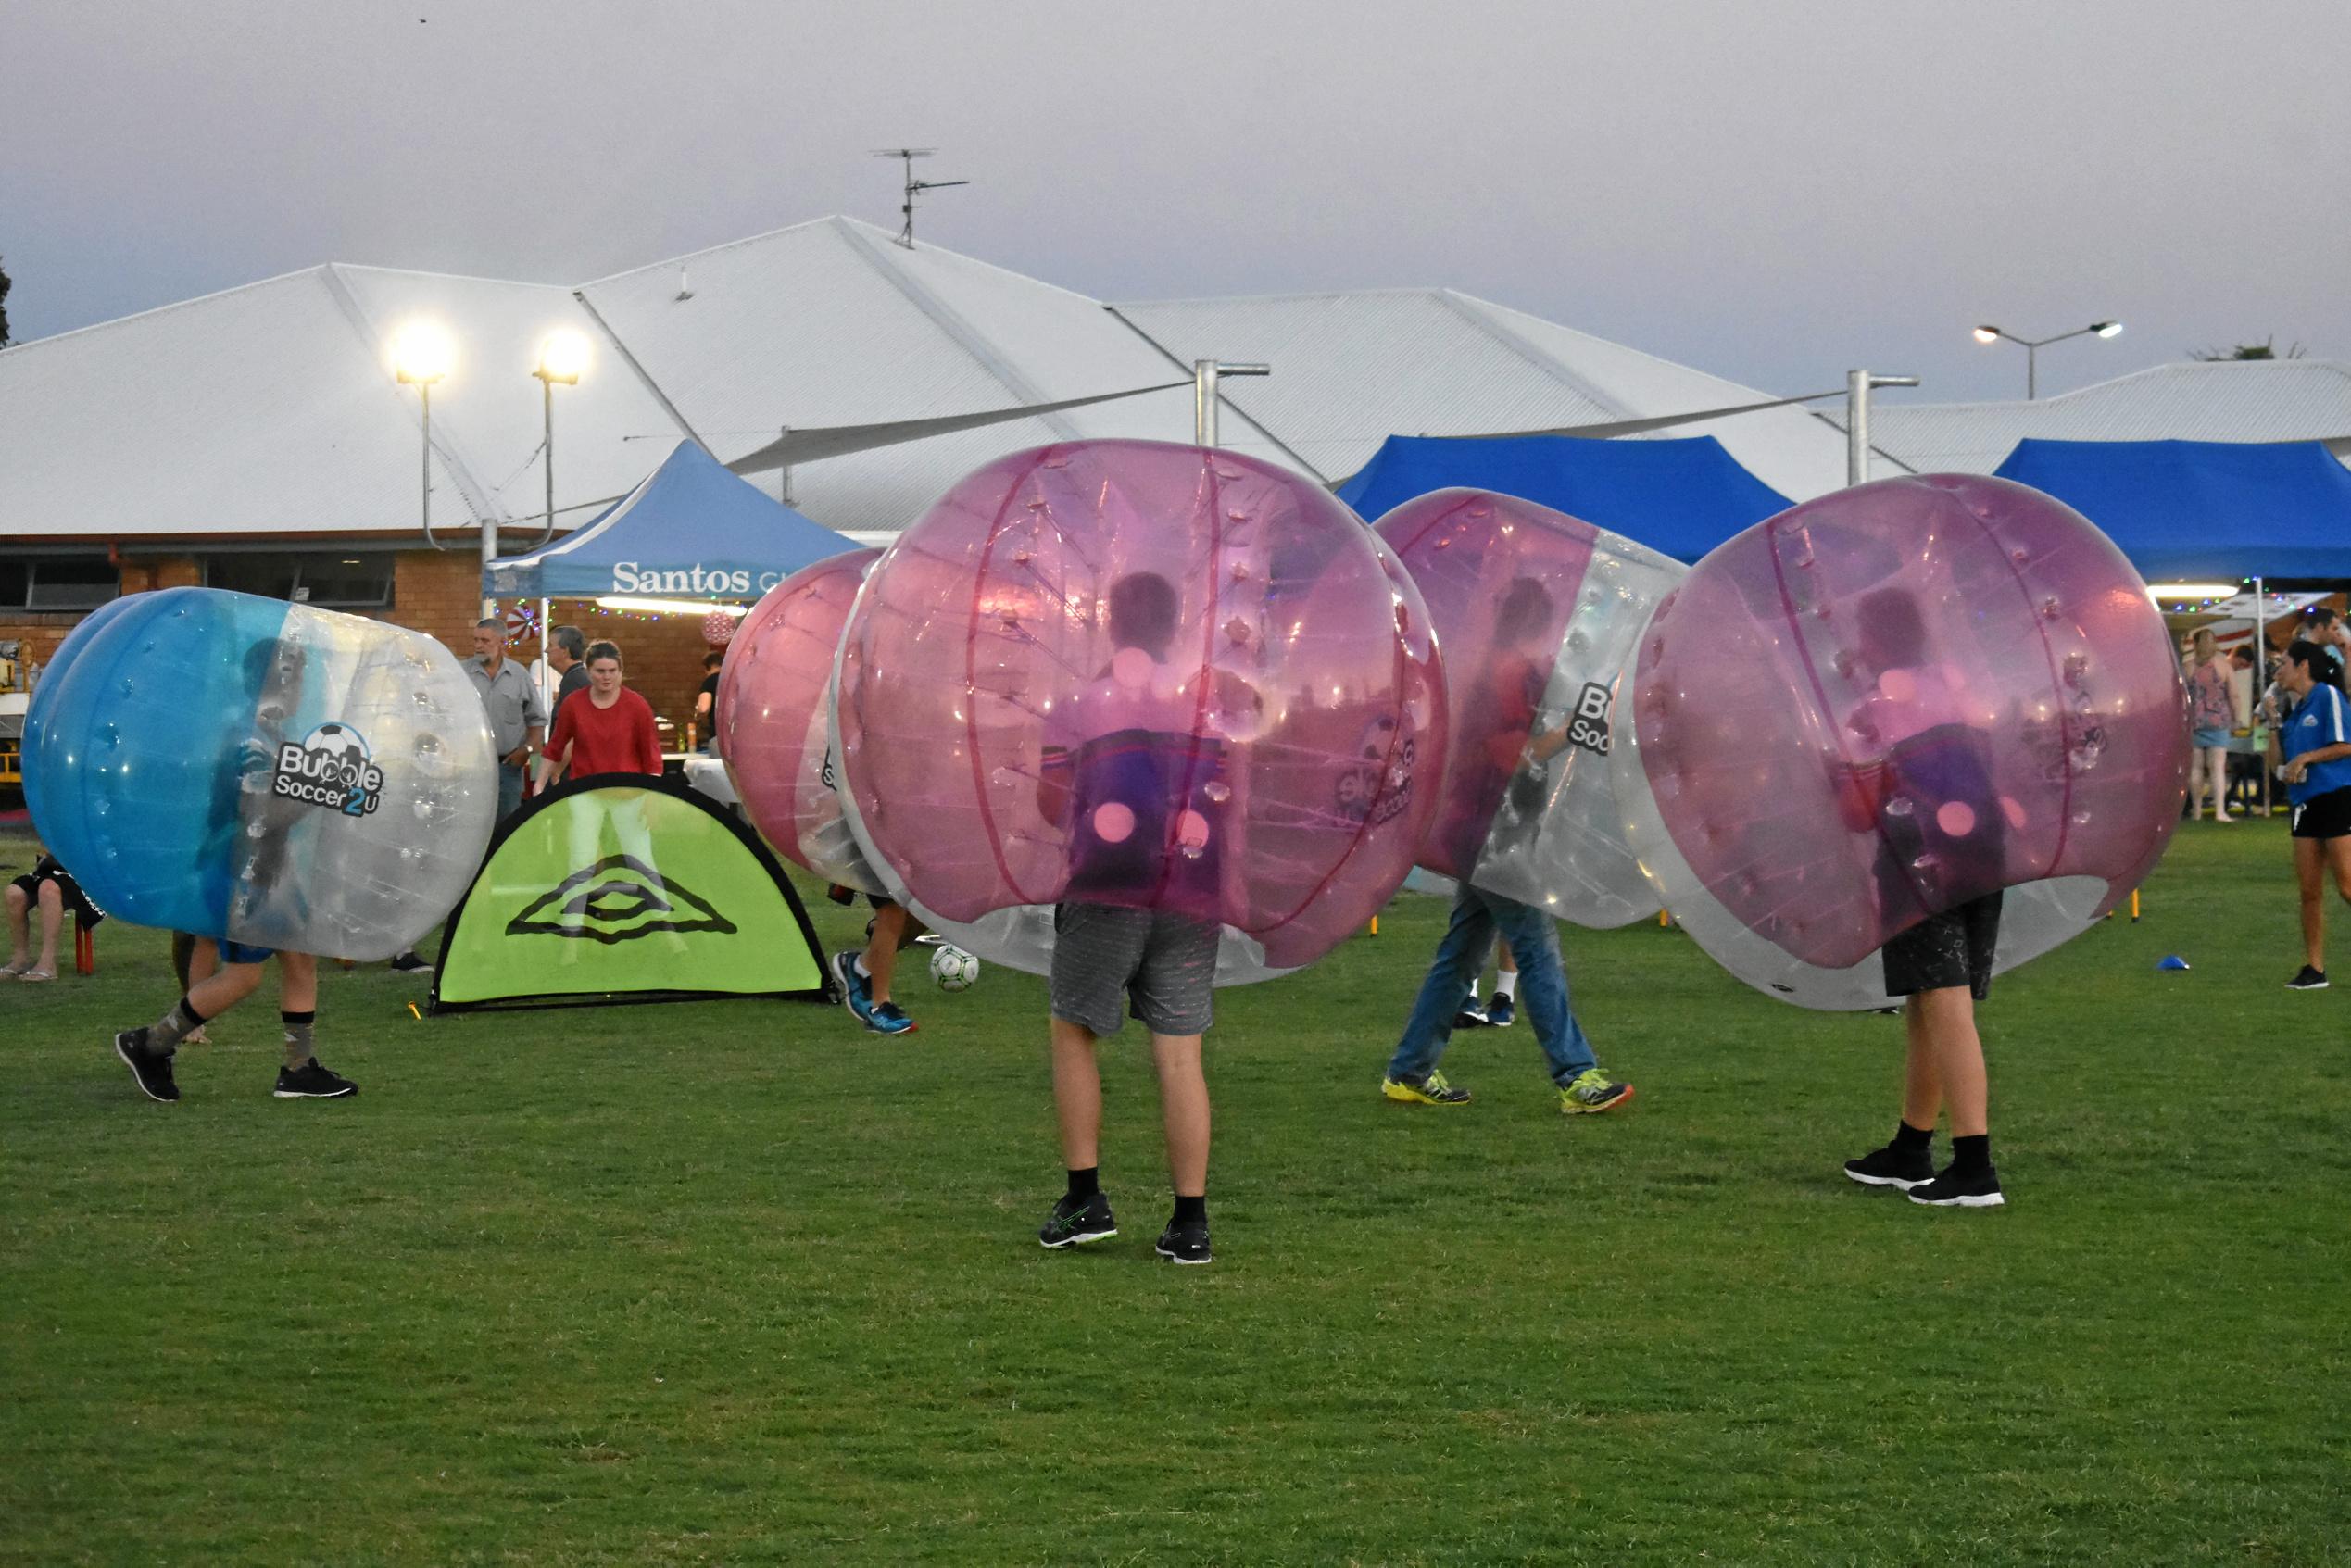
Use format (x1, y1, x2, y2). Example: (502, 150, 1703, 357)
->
(3, 884, 28, 972)
(1900, 999, 1943, 1130)
(276, 951, 318, 1013)
(1915, 986, 1987, 1138)
(31, 882, 65, 974)
(2206, 746, 2233, 821)
(186, 960, 267, 1021)
(1496, 946, 1517, 978)
(863, 903, 918, 1004)
(1051, 1017, 1102, 1172)
(1150, 1032, 1210, 1198)
(2295, 836, 2326, 972)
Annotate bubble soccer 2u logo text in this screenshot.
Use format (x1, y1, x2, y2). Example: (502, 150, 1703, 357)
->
(270, 723, 384, 818)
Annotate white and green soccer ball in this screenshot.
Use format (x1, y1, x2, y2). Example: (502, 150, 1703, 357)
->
(929, 944, 980, 992)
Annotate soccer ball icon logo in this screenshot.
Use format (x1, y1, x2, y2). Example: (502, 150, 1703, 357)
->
(929, 944, 980, 992)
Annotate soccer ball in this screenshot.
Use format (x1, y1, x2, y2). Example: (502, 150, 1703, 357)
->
(929, 944, 980, 992)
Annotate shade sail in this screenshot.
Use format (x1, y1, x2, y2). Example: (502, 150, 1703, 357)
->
(485, 439, 857, 599)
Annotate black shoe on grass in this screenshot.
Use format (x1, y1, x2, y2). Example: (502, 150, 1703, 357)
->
(1907, 1163, 2004, 1209)
(387, 950, 434, 974)
(1039, 1192, 1117, 1249)
(2286, 964, 2328, 991)
(274, 1058, 358, 1098)
(1155, 1220, 1213, 1265)
(1484, 993, 1516, 1028)
(114, 1028, 179, 1103)
(1844, 1144, 1933, 1189)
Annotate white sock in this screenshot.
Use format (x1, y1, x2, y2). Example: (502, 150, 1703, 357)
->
(1464, 979, 1479, 1000)
(854, 955, 872, 980)
(1494, 972, 1518, 1000)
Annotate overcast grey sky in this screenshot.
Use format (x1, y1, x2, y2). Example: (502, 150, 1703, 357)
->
(6, 0, 2345, 403)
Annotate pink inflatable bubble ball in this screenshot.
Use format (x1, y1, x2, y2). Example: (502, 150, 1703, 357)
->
(835, 439, 1445, 977)
(717, 547, 885, 892)
(1617, 473, 2189, 1009)
(1373, 488, 1684, 925)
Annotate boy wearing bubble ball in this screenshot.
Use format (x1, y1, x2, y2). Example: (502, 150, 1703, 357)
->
(116, 945, 356, 1102)
(1033, 573, 1223, 1266)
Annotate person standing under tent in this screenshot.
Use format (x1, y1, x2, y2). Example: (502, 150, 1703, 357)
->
(547, 624, 589, 718)
(2272, 640, 2351, 991)
(2185, 629, 2236, 822)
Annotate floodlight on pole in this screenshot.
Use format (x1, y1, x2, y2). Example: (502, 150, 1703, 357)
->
(1970, 320, 2123, 399)
(528, 330, 590, 553)
(392, 321, 454, 553)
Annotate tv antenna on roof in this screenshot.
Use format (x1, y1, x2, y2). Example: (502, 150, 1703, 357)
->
(873, 148, 968, 249)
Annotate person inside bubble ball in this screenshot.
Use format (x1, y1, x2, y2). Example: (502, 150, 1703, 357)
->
(1031, 571, 1226, 1265)
(1837, 588, 2007, 1209)
(1380, 580, 1634, 1117)
(112, 635, 357, 1103)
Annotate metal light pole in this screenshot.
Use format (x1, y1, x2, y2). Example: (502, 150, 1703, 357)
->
(1193, 359, 1270, 447)
(1845, 371, 1919, 486)
(1972, 321, 2122, 399)
(530, 330, 589, 694)
(393, 320, 453, 552)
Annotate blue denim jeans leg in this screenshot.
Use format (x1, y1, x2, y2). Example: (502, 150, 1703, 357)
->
(497, 762, 526, 822)
(1385, 884, 1597, 1087)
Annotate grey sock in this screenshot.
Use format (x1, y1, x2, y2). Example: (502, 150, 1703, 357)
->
(148, 998, 204, 1054)
(281, 1013, 315, 1071)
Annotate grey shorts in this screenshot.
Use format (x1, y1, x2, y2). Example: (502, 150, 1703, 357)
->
(1050, 902, 1217, 1037)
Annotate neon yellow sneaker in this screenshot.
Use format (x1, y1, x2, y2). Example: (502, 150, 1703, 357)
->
(1560, 1069, 1634, 1114)
(1382, 1071, 1472, 1106)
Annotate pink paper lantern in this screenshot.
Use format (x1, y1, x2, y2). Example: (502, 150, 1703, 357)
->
(835, 439, 1444, 977)
(717, 548, 885, 891)
(1616, 473, 2190, 1008)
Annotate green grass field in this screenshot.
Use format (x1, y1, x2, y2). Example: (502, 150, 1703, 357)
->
(3, 822, 2345, 1565)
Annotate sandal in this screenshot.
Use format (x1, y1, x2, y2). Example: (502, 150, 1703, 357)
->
(16, 968, 57, 983)
(0, 960, 27, 978)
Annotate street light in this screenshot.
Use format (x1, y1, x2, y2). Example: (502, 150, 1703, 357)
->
(1971, 320, 2122, 399)
(391, 320, 453, 551)
(530, 330, 589, 549)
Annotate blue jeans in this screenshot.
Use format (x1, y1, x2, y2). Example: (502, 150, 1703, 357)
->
(497, 762, 526, 822)
(1386, 884, 1596, 1087)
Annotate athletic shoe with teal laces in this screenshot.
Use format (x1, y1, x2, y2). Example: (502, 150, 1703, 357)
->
(866, 1000, 917, 1035)
(1559, 1068, 1634, 1114)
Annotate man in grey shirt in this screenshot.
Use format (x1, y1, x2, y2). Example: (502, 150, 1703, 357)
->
(465, 617, 547, 821)
(548, 623, 588, 718)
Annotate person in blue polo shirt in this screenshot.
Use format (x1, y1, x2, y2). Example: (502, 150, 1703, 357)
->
(2273, 638, 2351, 990)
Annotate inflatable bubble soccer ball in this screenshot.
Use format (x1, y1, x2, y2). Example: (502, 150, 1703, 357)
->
(1615, 474, 2190, 1010)
(1374, 488, 1686, 924)
(717, 547, 887, 893)
(834, 439, 1446, 981)
(23, 587, 499, 961)
(929, 943, 980, 992)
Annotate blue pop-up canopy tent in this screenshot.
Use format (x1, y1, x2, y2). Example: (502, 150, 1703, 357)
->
(486, 440, 857, 600)
(1992, 439, 2351, 582)
(1336, 434, 1794, 562)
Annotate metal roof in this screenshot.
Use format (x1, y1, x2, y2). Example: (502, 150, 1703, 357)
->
(1108, 288, 1854, 500)
(1814, 360, 2351, 475)
(1, 216, 1861, 546)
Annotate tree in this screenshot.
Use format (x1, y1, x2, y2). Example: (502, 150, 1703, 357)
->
(0, 255, 10, 347)
(2190, 335, 2305, 362)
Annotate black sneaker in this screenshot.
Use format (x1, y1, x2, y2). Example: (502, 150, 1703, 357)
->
(2286, 964, 2328, 990)
(114, 1028, 179, 1103)
(1484, 993, 1516, 1028)
(387, 950, 434, 974)
(1155, 1220, 1213, 1265)
(1038, 1191, 1117, 1248)
(1452, 999, 1490, 1029)
(1907, 1163, 2004, 1208)
(274, 1058, 358, 1098)
(1843, 1144, 1934, 1190)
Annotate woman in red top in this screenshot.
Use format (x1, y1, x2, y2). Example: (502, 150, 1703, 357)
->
(536, 641, 663, 784)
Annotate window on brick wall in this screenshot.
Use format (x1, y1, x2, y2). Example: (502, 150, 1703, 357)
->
(204, 553, 396, 609)
(0, 557, 121, 611)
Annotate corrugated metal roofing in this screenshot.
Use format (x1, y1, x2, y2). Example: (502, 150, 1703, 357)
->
(1816, 360, 2351, 475)
(1108, 289, 1854, 500)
